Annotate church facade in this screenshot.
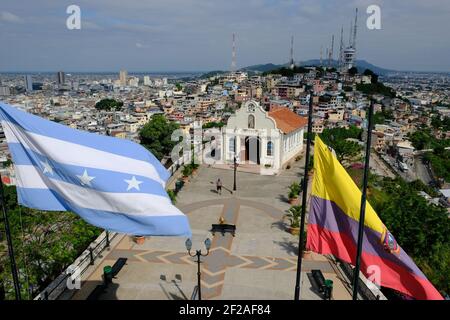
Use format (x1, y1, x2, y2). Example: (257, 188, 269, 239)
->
(221, 100, 307, 174)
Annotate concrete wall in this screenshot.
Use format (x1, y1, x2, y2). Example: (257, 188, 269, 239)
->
(281, 128, 304, 165)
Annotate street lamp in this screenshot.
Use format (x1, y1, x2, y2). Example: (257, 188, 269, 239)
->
(233, 154, 237, 191)
(185, 238, 211, 300)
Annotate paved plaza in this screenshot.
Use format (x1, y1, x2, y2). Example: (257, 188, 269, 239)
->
(71, 158, 353, 300)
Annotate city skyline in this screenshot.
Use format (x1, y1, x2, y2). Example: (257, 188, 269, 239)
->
(0, 0, 450, 73)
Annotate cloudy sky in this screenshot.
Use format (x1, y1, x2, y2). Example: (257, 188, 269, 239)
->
(0, 0, 449, 72)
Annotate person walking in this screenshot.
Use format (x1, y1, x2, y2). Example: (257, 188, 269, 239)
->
(216, 178, 222, 195)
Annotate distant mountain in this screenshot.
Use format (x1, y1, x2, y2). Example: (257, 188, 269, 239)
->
(310, 59, 396, 75)
(199, 70, 228, 79)
(239, 63, 282, 73)
(238, 59, 396, 75)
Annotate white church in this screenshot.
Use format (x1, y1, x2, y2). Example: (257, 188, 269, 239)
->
(219, 100, 307, 174)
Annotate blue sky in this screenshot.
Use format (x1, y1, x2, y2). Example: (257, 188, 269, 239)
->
(1, 0, 449, 72)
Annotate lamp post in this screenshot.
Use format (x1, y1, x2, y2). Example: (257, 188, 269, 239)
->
(185, 238, 211, 300)
(233, 154, 237, 191)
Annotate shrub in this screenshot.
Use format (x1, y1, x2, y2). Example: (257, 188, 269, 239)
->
(288, 182, 301, 199)
(167, 189, 176, 204)
(182, 165, 193, 177)
(286, 205, 302, 228)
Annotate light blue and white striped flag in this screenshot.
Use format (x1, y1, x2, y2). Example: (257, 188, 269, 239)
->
(0, 102, 191, 237)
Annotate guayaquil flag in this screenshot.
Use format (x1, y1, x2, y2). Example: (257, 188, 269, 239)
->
(0, 102, 191, 237)
(306, 136, 443, 300)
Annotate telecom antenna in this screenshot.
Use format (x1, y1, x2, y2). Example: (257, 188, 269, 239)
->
(320, 46, 323, 66)
(231, 33, 237, 73)
(349, 21, 353, 47)
(339, 26, 344, 70)
(329, 35, 335, 68)
(325, 48, 329, 67)
(353, 8, 358, 54)
(290, 35, 295, 70)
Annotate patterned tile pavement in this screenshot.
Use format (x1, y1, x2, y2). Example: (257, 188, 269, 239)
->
(73, 161, 353, 300)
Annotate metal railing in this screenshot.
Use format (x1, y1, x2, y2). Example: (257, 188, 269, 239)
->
(167, 143, 204, 176)
(34, 231, 117, 300)
(190, 285, 199, 300)
(338, 260, 380, 300)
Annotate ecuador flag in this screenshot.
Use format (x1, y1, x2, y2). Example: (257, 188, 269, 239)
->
(306, 136, 443, 300)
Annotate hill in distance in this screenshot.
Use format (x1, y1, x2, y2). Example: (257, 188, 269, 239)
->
(238, 59, 395, 75)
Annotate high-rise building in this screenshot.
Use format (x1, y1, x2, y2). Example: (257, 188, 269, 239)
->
(57, 71, 65, 85)
(25, 75, 33, 92)
(129, 77, 139, 87)
(0, 86, 10, 96)
(119, 70, 128, 86)
(143, 76, 152, 86)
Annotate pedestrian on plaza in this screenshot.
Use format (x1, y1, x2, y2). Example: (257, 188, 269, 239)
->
(216, 178, 222, 195)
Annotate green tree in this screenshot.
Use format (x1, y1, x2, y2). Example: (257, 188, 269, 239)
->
(408, 128, 450, 151)
(373, 109, 394, 125)
(356, 82, 396, 98)
(139, 114, 180, 160)
(320, 126, 363, 162)
(95, 99, 124, 111)
(370, 177, 450, 295)
(202, 121, 225, 129)
(348, 66, 358, 76)
(431, 115, 442, 129)
(0, 185, 101, 299)
(363, 69, 379, 84)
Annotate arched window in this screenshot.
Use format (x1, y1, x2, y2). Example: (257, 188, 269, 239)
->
(267, 141, 273, 156)
(229, 137, 235, 153)
(248, 115, 255, 129)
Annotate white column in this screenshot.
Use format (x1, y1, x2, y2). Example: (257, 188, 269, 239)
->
(235, 134, 241, 163)
(261, 136, 267, 164)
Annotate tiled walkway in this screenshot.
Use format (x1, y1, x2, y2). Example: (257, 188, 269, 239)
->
(72, 157, 353, 300)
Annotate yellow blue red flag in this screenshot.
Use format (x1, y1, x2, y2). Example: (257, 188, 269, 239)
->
(306, 136, 443, 300)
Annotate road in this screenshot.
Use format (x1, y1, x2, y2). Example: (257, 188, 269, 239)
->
(414, 155, 433, 185)
(370, 152, 396, 179)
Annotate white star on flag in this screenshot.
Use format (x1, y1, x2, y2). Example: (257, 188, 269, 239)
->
(40, 160, 53, 175)
(125, 176, 143, 191)
(77, 169, 95, 187)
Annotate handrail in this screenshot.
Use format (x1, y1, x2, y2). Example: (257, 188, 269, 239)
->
(190, 285, 199, 300)
(34, 231, 118, 300)
(338, 259, 381, 300)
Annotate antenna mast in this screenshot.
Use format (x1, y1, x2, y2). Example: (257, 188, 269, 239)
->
(353, 8, 358, 60)
(290, 35, 295, 70)
(320, 46, 323, 66)
(339, 26, 344, 71)
(329, 35, 335, 68)
(231, 33, 236, 73)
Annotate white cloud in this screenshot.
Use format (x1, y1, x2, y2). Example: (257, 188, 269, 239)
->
(0, 11, 23, 23)
(83, 21, 103, 31)
(135, 42, 149, 48)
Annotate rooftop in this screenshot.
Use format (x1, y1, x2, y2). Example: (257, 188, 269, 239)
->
(268, 108, 308, 134)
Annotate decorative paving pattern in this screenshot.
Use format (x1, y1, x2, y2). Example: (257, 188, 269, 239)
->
(105, 197, 333, 299)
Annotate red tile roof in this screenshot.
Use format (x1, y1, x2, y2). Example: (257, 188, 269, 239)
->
(268, 108, 308, 134)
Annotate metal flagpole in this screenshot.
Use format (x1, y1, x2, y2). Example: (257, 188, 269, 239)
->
(0, 174, 22, 300)
(351, 100, 374, 300)
(294, 91, 314, 300)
